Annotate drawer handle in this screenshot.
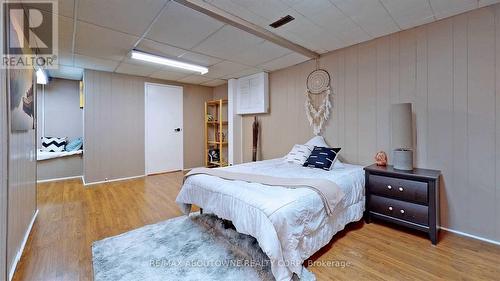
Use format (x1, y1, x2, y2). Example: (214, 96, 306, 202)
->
(398, 187, 404, 192)
(388, 206, 393, 211)
(400, 209, 405, 214)
(387, 185, 392, 190)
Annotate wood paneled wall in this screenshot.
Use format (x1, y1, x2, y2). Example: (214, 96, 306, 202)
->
(242, 5, 500, 242)
(213, 84, 228, 100)
(0, 69, 7, 281)
(83, 70, 145, 184)
(37, 78, 82, 148)
(5, 74, 37, 279)
(2, 18, 36, 281)
(83, 70, 213, 184)
(7, 131, 37, 278)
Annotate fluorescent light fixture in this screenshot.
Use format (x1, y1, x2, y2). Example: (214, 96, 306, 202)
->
(36, 68, 48, 84)
(131, 50, 208, 75)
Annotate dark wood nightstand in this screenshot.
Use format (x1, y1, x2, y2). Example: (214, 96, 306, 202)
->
(364, 164, 441, 245)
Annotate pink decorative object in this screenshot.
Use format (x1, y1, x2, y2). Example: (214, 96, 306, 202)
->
(375, 151, 388, 166)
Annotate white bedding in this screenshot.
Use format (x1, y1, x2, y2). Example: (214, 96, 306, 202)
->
(176, 159, 365, 281)
(37, 149, 83, 161)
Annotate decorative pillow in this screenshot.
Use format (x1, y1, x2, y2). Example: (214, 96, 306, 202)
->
(66, 137, 83, 151)
(304, 136, 329, 149)
(41, 137, 67, 152)
(303, 146, 341, 170)
(284, 144, 312, 165)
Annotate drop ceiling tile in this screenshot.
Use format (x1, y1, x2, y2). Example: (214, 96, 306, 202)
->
(34, 12, 73, 55)
(479, 0, 500, 8)
(48, 65, 83, 80)
(221, 67, 262, 80)
(146, 1, 224, 49)
(234, 0, 290, 21)
(295, 14, 344, 51)
(305, 6, 371, 46)
(192, 25, 264, 61)
(290, 0, 333, 18)
(57, 52, 74, 66)
(56, 15, 74, 54)
(201, 79, 227, 87)
(150, 69, 190, 81)
(26, 1, 75, 18)
(380, 0, 435, 29)
(136, 39, 186, 58)
(429, 0, 477, 19)
(228, 41, 291, 66)
(57, 0, 75, 18)
(331, 0, 400, 37)
(279, 0, 303, 6)
(74, 54, 120, 72)
(115, 62, 159, 77)
(75, 21, 139, 61)
(205, 60, 249, 79)
(177, 52, 222, 67)
(207, 0, 269, 26)
(78, 0, 166, 36)
(178, 75, 213, 84)
(258, 53, 309, 72)
(271, 9, 344, 52)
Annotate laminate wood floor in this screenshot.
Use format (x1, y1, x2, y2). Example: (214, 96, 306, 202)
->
(12, 172, 500, 281)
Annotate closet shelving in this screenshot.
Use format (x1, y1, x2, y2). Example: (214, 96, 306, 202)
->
(205, 99, 228, 167)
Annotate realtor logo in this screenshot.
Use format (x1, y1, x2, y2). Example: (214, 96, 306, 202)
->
(2, 0, 58, 68)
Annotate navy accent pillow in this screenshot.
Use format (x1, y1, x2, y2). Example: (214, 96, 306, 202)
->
(303, 146, 341, 170)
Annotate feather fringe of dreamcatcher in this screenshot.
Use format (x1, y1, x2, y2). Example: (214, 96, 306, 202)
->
(304, 87, 332, 135)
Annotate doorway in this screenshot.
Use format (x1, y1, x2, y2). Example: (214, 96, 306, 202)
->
(145, 83, 183, 175)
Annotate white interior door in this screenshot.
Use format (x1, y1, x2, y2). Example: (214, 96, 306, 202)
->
(145, 83, 183, 175)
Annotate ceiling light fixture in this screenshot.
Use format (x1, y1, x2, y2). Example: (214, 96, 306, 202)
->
(131, 50, 208, 75)
(36, 68, 48, 84)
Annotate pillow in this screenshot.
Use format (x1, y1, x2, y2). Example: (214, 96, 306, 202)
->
(284, 144, 312, 165)
(303, 146, 341, 170)
(304, 136, 329, 149)
(41, 137, 67, 152)
(66, 137, 83, 151)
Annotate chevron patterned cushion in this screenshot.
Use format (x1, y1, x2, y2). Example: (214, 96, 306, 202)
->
(303, 146, 341, 170)
(41, 137, 67, 152)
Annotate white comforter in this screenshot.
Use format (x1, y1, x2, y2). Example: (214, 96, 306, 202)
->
(176, 159, 365, 281)
(37, 149, 83, 161)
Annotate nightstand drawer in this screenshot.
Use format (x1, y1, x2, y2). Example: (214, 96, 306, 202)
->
(368, 174, 428, 204)
(369, 195, 428, 226)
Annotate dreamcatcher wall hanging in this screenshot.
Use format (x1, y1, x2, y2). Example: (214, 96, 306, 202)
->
(305, 62, 332, 135)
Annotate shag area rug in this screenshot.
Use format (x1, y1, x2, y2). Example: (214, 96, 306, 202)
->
(92, 213, 316, 281)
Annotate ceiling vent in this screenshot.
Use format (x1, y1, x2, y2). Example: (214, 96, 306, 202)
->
(269, 15, 295, 28)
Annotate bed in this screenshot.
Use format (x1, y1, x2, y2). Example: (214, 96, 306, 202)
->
(176, 158, 365, 281)
(37, 149, 83, 181)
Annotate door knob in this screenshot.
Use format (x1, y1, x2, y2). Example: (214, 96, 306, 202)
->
(174, 128, 181, 132)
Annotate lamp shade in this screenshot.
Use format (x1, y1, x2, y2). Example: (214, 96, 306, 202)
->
(391, 103, 413, 149)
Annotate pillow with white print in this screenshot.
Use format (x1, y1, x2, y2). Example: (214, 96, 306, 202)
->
(41, 136, 67, 152)
(303, 146, 342, 170)
(284, 144, 312, 165)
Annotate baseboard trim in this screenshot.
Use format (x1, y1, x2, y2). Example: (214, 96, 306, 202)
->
(440, 226, 500, 246)
(9, 209, 38, 281)
(183, 166, 204, 172)
(83, 175, 145, 186)
(37, 175, 83, 183)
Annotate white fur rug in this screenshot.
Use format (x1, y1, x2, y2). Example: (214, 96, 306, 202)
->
(92, 213, 316, 281)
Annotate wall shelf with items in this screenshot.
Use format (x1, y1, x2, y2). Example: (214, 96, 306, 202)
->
(205, 99, 228, 168)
